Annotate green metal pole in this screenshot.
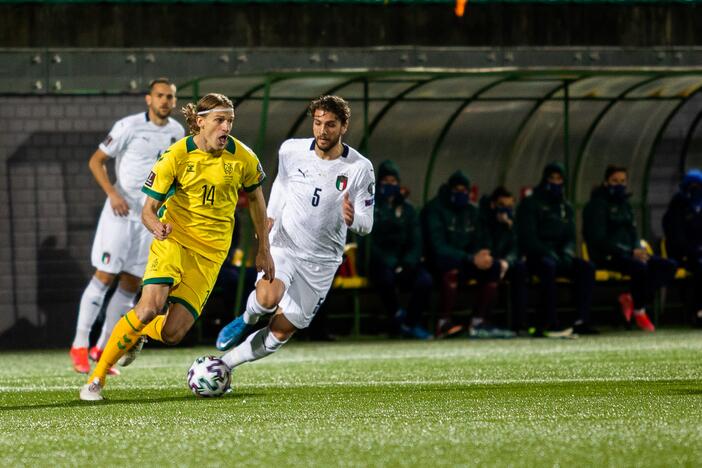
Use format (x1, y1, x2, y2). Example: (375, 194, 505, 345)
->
(563, 79, 570, 198)
(232, 218, 252, 318)
(232, 76, 273, 315)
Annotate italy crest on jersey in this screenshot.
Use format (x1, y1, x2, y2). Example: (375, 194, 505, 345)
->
(336, 175, 348, 191)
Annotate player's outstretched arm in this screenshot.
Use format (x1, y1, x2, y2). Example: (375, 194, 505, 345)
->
(142, 197, 172, 240)
(248, 186, 275, 282)
(88, 148, 129, 217)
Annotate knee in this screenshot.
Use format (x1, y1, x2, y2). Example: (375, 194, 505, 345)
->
(270, 327, 294, 343)
(415, 269, 433, 290)
(536, 257, 557, 276)
(442, 269, 459, 288)
(161, 327, 186, 346)
(134, 300, 163, 323)
(118, 275, 141, 294)
(256, 286, 281, 310)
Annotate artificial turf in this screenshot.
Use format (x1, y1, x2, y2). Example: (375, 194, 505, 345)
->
(0, 330, 700, 467)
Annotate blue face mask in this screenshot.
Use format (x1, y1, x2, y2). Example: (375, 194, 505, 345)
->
(545, 182, 564, 199)
(450, 191, 469, 208)
(496, 207, 513, 219)
(377, 183, 401, 201)
(607, 184, 627, 200)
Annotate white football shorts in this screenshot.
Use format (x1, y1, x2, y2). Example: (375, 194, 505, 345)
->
(256, 246, 338, 329)
(90, 198, 152, 277)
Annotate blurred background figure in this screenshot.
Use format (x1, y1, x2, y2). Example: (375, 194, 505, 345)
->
(480, 186, 527, 336)
(663, 168, 702, 327)
(583, 165, 676, 332)
(368, 160, 432, 339)
(517, 162, 595, 337)
(422, 170, 502, 339)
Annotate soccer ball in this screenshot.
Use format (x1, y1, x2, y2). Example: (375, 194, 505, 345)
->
(187, 356, 231, 397)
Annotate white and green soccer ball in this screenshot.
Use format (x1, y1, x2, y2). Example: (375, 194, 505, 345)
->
(187, 356, 231, 397)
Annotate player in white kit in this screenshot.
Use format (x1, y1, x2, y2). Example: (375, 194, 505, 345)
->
(69, 78, 185, 374)
(215, 95, 374, 369)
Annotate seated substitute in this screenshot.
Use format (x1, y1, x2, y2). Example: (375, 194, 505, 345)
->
(422, 171, 501, 338)
(479, 187, 528, 335)
(663, 168, 702, 327)
(516, 162, 596, 337)
(368, 160, 432, 339)
(583, 164, 676, 332)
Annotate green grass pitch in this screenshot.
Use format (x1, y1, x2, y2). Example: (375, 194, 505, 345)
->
(1, 330, 701, 466)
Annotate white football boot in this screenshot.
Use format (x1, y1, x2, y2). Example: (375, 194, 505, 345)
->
(118, 336, 146, 367)
(79, 378, 104, 401)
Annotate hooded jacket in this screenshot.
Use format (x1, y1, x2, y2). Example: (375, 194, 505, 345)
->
(663, 191, 702, 262)
(516, 162, 576, 264)
(422, 170, 486, 268)
(479, 195, 519, 266)
(370, 160, 422, 270)
(582, 184, 639, 264)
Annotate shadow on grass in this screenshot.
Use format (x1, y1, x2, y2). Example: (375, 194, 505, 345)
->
(0, 392, 258, 412)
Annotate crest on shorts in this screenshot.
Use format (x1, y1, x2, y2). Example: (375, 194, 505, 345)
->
(336, 175, 348, 191)
(101, 252, 111, 265)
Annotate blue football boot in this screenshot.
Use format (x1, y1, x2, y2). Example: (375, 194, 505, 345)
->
(216, 315, 254, 351)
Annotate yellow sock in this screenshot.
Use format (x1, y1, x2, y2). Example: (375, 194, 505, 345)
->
(140, 314, 166, 342)
(88, 309, 144, 386)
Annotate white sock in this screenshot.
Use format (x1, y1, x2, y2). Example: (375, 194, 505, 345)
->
(72, 277, 109, 348)
(221, 327, 287, 369)
(95, 287, 136, 350)
(633, 308, 646, 316)
(242, 291, 277, 325)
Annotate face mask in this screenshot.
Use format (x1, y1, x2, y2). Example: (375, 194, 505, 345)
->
(687, 187, 702, 210)
(450, 191, 469, 208)
(607, 184, 627, 200)
(377, 183, 401, 201)
(496, 207, 513, 220)
(545, 182, 564, 199)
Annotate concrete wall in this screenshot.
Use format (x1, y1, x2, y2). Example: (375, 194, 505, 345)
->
(0, 96, 144, 347)
(1, 3, 701, 48)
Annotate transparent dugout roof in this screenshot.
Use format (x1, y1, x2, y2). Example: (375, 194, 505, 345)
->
(181, 71, 702, 219)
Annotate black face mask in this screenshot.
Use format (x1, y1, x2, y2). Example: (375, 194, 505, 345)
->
(544, 182, 564, 200)
(450, 191, 469, 208)
(377, 183, 401, 201)
(607, 184, 627, 200)
(686, 186, 702, 210)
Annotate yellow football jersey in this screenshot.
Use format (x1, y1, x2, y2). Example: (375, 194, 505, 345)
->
(141, 135, 265, 264)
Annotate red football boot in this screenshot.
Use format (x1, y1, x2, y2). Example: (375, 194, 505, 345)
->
(69, 347, 90, 374)
(634, 311, 656, 332)
(618, 293, 634, 323)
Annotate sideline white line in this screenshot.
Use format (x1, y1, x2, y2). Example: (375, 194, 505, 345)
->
(1, 375, 699, 393)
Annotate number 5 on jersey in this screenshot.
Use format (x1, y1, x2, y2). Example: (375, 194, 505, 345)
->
(311, 187, 322, 207)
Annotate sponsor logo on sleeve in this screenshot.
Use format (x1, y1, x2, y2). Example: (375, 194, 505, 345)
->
(145, 171, 156, 187)
(102, 135, 113, 146)
(257, 162, 266, 182)
(367, 182, 375, 196)
(364, 199, 375, 207)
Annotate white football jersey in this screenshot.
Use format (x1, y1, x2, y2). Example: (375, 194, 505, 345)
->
(99, 111, 184, 220)
(268, 138, 375, 265)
